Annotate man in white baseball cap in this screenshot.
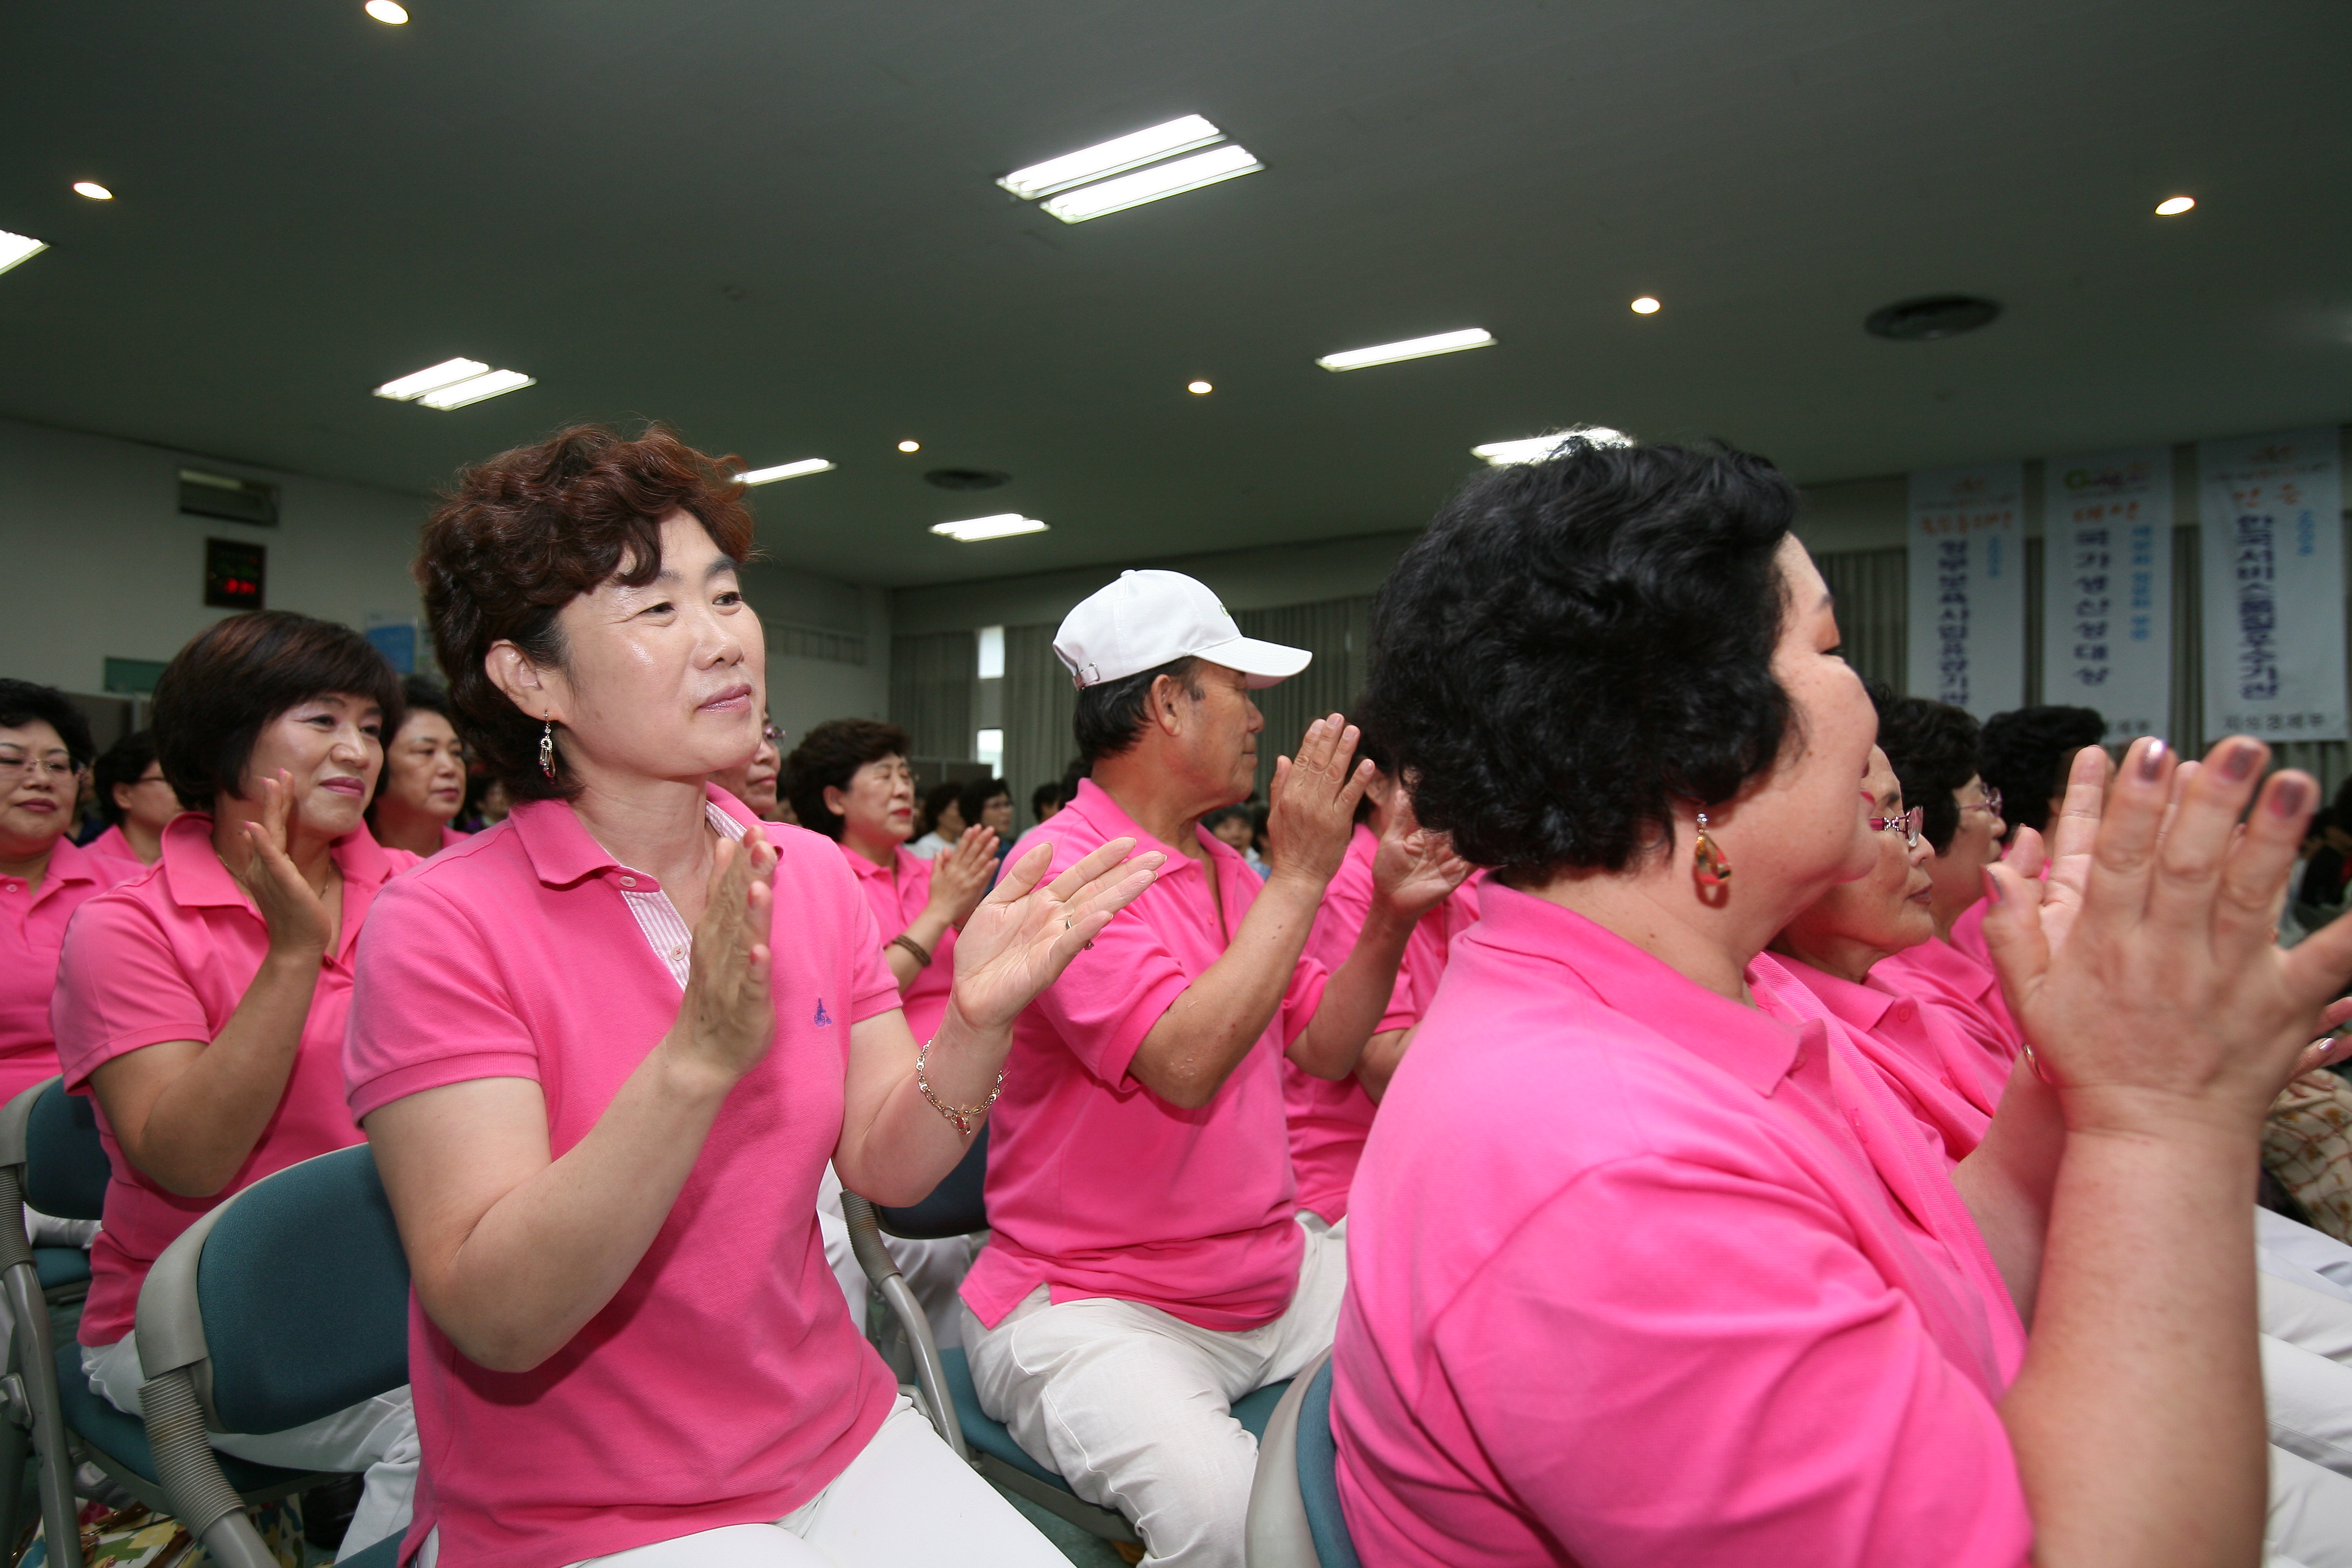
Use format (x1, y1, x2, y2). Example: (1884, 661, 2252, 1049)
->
(959, 569, 1468, 1567)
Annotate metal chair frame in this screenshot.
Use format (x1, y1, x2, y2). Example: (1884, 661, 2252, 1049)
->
(1244, 1348, 1330, 1568)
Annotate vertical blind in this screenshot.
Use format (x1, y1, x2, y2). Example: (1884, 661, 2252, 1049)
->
(888, 631, 974, 761)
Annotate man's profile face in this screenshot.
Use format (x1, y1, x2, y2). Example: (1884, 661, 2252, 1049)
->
(1179, 662, 1262, 806)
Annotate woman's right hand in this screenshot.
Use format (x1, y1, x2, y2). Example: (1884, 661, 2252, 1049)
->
(665, 830, 777, 1090)
(235, 769, 335, 958)
(927, 824, 1002, 928)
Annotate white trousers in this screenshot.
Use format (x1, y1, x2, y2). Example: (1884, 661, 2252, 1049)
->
(414, 1396, 1064, 1568)
(816, 1165, 979, 1350)
(83, 1334, 416, 1563)
(962, 1215, 1348, 1568)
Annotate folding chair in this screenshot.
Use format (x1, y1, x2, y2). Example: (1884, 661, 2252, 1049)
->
(843, 1129, 1291, 1547)
(134, 1143, 410, 1567)
(1244, 1349, 1358, 1568)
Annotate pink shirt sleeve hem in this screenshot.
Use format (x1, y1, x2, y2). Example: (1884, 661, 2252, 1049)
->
(1093, 968, 1194, 1087)
(60, 1021, 212, 1092)
(347, 1052, 544, 1121)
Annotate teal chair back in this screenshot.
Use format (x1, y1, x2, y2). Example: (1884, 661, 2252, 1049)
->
(26, 1081, 109, 1222)
(1295, 1359, 1360, 1568)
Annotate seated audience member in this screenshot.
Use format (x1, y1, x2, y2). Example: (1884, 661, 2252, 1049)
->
(1334, 437, 2352, 1567)
(465, 771, 513, 830)
(1286, 738, 1474, 1231)
(711, 710, 784, 821)
(1978, 703, 2105, 845)
(1, 682, 136, 1107)
(86, 728, 177, 870)
(961, 775, 1016, 865)
(2302, 781, 2352, 911)
(1201, 803, 1263, 874)
(781, 717, 999, 1347)
(48, 614, 419, 1560)
(960, 568, 1463, 1568)
(366, 675, 470, 858)
(349, 426, 1153, 1568)
(1030, 780, 1066, 827)
(907, 780, 964, 859)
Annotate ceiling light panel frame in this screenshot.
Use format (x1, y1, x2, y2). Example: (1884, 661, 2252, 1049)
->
(1039, 144, 1263, 223)
(932, 514, 1049, 543)
(1317, 328, 1496, 372)
(0, 230, 47, 276)
(998, 115, 1227, 200)
(738, 459, 836, 486)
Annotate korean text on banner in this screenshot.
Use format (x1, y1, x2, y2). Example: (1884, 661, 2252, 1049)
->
(2043, 449, 2172, 743)
(2198, 429, 2346, 744)
(1907, 462, 2025, 719)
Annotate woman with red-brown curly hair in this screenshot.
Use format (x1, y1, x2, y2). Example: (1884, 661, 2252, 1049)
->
(345, 425, 1160, 1567)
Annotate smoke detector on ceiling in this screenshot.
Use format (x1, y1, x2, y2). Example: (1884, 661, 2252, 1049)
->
(1864, 296, 2001, 341)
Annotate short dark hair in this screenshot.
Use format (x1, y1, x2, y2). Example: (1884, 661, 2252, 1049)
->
(398, 674, 452, 725)
(1978, 705, 2105, 838)
(1031, 781, 1065, 820)
(1360, 439, 1797, 881)
(151, 612, 405, 810)
(0, 681, 96, 769)
(782, 718, 911, 841)
(1868, 682, 1981, 855)
(1073, 656, 1205, 766)
(920, 780, 964, 836)
(92, 729, 159, 827)
(416, 424, 755, 803)
(958, 775, 1009, 826)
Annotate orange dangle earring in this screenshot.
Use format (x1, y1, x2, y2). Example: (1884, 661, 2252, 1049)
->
(1692, 811, 1732, 886)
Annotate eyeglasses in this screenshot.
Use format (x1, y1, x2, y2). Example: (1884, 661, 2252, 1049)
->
(1959, 786, 2004, 818)
(762, 724, 783, 743)
(0, 752, 77, 784)
(1868, 805, 1926, 848)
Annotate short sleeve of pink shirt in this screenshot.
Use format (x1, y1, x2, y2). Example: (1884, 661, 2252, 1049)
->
(838, 843, 957, 1042)
(344, 793, 901, 1568)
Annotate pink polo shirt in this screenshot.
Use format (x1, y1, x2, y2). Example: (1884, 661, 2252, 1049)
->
(837, 841, 957, 1042)
(963, 778, 1327, 1332)
(50, 813, 412, 1346)
(1764, 953, 1996, 1163)
(1283, 825, 1465, 1224)
(80, 824, 154, 878)
(1871, 927, 2020, 1104)
(0, 838, 138, 1107)
(1334, 881, 2030, 1568)
(345, 790, 901, 1568)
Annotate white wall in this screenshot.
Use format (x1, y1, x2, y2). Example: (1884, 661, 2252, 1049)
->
(0, 415, 888, 725)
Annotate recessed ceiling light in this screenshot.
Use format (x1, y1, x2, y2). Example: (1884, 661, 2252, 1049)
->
(932, 514, 1048, 543)
(2154, 194, 2195, 216)
(737, 459, 835, 486)
(1629, 296, 1660, 314)
(999, 115, 1226, 200)
(416, 368, 535, 410)
(72, 182, 112, 201)
(898, 439, 921, 453)
(374, 358, 488, 400)
(0, 230, 49, 276)
(1473, 428, 1633, 465)
(1040, 144, 1263, 223)
(1317, 328, 1495, 373)
(1187, 380, 1213, 395)
(366, 0, 409, 22)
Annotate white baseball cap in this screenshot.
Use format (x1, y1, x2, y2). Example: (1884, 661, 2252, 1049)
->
(1053, 570, 1312, 690)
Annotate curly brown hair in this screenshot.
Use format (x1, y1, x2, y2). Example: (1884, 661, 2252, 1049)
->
(781, 719, 912, 841)
(416, 425, 754, 801)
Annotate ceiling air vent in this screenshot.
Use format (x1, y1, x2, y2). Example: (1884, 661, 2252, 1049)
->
(925, 467, 1010, 491)
(179, 468, 278, 526)
(1864, 296, 2001, 341)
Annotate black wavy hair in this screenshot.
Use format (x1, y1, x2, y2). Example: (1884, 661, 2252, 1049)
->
(1978, 705, 2104, 838)
(781, 718, 911, 842)
(1867, 682, 1980, 855)
(92, 729, 159, 828)
(1073, 656, 1204, 766)
(0, 681, 96, 769)
(1359, 439, 1797, 881)
(151, 613, 404, 810)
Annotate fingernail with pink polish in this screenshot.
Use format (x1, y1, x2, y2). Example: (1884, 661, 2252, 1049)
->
(2221, 740, 2261, 782)
(1982, 867, 2004, 905)
(2137, 738, 2167, 781)
(2273, 778, 2311, 817)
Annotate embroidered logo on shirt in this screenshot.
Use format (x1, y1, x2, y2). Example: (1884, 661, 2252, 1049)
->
(813, 998, 832, 1027)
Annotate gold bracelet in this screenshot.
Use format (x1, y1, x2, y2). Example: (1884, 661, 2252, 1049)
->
(915, 1039, 1003, 1136)
(888, 932, 933, 968)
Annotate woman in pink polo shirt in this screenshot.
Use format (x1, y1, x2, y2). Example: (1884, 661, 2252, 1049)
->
(49, 613, 421, 1561)
(1336, 436, 2352, 1567)
(366, 676, 471, 858)
(349, 425, 1157, 1568)
(86, 728, 178, 872)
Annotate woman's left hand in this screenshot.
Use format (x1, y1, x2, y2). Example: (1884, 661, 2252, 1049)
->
(947, 837, 1164, 1033)
(1371, 813, 1473, 922)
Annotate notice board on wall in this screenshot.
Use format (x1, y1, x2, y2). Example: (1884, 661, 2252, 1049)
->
(2042, 447, 2173, 743)
(1906, 462, 2025, 720)
(2198, 428, 2346, 744)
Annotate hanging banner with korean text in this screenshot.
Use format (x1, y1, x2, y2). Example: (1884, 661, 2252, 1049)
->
(2042, 448, 2172, 742)
(2199, 428, 2346, 743)
(1907, 462, 2025, 719)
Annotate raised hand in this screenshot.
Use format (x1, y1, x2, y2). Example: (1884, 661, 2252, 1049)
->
(927, 823, 1002, 929)
(948, 837, 1163, 1033)
(1983, 737, 2352, 1134)
(235, 769, 335, 957)
(666, 830, 778, 1088)
(1370, 801, 1473, 922)
(1263, 715, 1374, 889)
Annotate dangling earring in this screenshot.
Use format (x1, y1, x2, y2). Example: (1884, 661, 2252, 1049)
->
(539, 719, 557, 780)
(1693, 811, 1731, 886)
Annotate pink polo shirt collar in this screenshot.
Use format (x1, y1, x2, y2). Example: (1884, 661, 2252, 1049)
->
(155, 809, 396, 956)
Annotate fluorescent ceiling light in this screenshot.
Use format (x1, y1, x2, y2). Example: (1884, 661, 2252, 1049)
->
(73, 182, 113, 201)
(1629, 296, 1661, 314)
(999, 115, 1226, 200)
(374, 358, 487, 400)
(2154, 194, 2195, 215)
(738, 458, 836, 486)
(1317, 328, 1495, 372)
(0, 230, 50, 277)
(1473, 428, 1633, 465)
(1041, 144, 1263, 223)
(366, 0, 410, 20)
(416, 368, 535, 409)
(932, 514, 1048, 543)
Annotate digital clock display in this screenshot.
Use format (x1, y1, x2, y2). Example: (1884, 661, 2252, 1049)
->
(205, 538, 267, 610)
